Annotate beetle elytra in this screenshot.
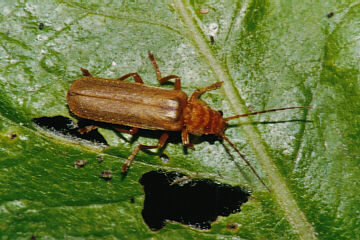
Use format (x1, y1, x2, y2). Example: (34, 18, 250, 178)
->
(67, 52, 310, 191)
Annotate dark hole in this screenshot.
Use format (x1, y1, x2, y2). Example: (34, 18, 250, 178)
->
(140, 170, 250, 231)
(130, 197, 135, 204)
(327, 12, 334, 18)
(210, 35, 215, 43)
(32, 116, 107, 145)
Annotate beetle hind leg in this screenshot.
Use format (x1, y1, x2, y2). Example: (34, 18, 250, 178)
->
(122, 132, 169, 172)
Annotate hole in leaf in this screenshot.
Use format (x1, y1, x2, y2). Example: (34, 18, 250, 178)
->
(140, 170, 250, 231)
(32, 116, 107, 145)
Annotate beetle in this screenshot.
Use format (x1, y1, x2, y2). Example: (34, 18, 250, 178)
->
(67, 51, 310, 191)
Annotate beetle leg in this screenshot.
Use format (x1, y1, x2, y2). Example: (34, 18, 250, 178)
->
(158, 75, 181, 90)
(148, 51, 181, 90)
(189, 82, 223, 101)
(148, 51, 163, 81)
(174, 77, 181, 90)
(77, 125, 98, 134)
(181, 129, 194, 149)
(81, 68, 93, 77)
(114, 127, 139, 135)
(122, 132, 169, 172)
(117, 73, 144, 83)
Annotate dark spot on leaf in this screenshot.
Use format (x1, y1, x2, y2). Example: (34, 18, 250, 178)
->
(97, 155, 103, 163)
(226, 222, 238, 230)
(74, 160, 87, 168)
(327, 12, 334, 18)
(9, 133, 17, 139)
(210, 35, 215, 43)
(32, 116, 107, 145)
(100, 170, 112, 180)
(247, 105, 254, 112)
(140, 170, 250, 231)
(38, 23, 44, 30)
(130, 197, 135, 204)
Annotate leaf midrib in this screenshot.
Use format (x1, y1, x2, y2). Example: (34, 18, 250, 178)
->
(172, 0, 317, 239)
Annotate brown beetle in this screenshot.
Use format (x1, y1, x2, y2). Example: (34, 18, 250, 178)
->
(67, 51, 310, 191)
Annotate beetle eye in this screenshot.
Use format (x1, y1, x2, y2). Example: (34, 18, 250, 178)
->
(219, 110, 223, 116)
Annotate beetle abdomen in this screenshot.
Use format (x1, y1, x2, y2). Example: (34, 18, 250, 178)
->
(67, 77, 188, 131)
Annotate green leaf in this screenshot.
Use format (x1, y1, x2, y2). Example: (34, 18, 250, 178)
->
(1, 0, 359, 239)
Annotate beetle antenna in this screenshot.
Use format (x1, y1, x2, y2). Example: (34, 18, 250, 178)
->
(221, 134, 271, 192)
(224, 106, 311, 122)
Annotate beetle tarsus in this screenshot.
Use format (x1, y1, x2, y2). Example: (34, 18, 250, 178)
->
(185, 143, 195, 149)
(190, 81, 223, 100)
(117, 72, 144, 83)
(77, 125, 98, 134)
(121, 132, 169, 172)
(122, 158, 132, 173)
(148, 51, 182, 90)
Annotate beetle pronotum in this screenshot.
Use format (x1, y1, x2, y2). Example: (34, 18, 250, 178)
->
(67, 52, 310, 191)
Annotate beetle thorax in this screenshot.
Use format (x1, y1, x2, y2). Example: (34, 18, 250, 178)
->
(183, 99, 226, 136)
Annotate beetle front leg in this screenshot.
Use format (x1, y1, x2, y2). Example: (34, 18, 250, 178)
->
(148, 51, 181, 90)
(189, 82, 223, 101)
(122, 132, 169, 172)
(181, 128, 194, 149)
